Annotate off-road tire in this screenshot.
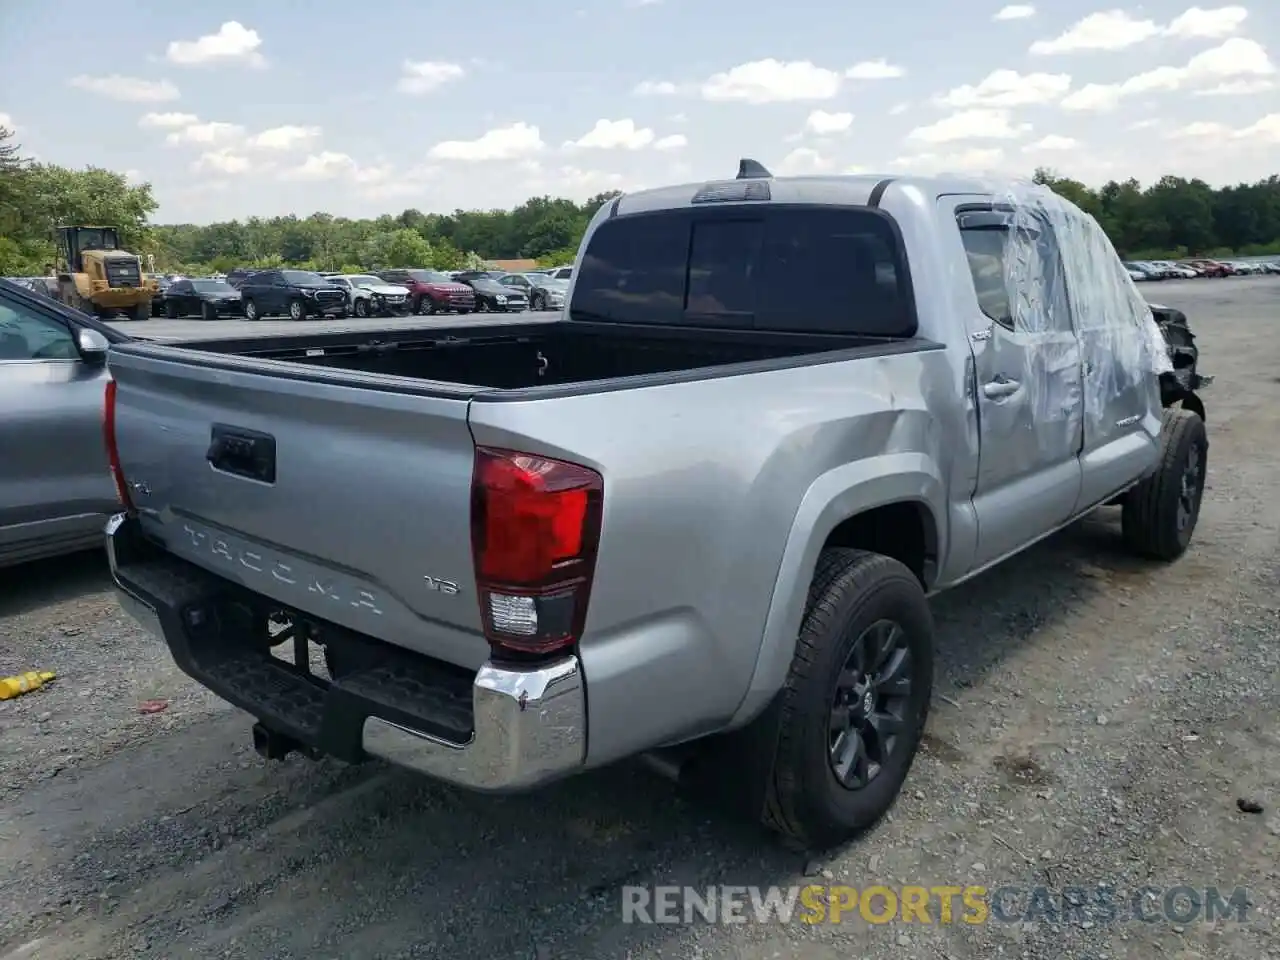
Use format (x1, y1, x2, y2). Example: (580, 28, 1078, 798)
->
(243, 298, 259, 321)
(129, 301, 150, 322)
(165, 299, 179, 319)
(761, 549, 934, 850)
(1121, 407, 1208, 561)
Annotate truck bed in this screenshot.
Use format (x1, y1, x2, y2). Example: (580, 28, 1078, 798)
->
(156, 319, 934, 398)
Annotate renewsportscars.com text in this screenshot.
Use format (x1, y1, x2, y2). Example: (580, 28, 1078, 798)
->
(621, 884, 1251, 926)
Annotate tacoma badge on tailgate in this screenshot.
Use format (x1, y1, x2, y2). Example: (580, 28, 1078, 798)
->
(179, 521, 384, 616)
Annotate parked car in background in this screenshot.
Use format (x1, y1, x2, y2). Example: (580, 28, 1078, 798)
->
(327, 274, 412, 317)
(544, 266, 573, 281)
(161, 278, 244, 320)
(1260, 260, 1280, 274)
(1123, 261, 1159, 281)
(452, 270, 505, 284)
(453, 274, 529, 312)
(1125, 264, 1149, 282)
(499, 272, 568, 310)
(1185, 259, 1231, 277)
(376, 268, 476, 315)
(0, 277, 126, 567)
(225, 268, 260, 288)
(239, 269, 348, 321)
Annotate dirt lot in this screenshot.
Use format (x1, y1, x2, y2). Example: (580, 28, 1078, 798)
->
(2, 278, 1278, 960)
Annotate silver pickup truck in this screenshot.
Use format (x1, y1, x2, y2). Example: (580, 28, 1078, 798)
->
(103, 162, 1210, 849)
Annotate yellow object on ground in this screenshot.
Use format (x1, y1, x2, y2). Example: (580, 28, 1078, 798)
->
(0, 671, 56, 700)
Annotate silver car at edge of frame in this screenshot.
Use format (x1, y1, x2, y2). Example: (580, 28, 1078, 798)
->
(0, 277, 123, 568)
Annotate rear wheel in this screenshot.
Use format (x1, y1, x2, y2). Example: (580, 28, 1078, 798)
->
(243, 298, 259, 321)
(129, 301, 150, 322)
(165, 299, 179, 319)
(1122, 407, 1208, 561)
(759, 549, 934, 849)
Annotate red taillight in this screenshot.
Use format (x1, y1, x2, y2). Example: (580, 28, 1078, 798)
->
(470, 446, 603, 659)
(103, 379, 133, 511)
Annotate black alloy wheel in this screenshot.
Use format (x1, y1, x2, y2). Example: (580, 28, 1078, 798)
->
(827, 618, 913, 789)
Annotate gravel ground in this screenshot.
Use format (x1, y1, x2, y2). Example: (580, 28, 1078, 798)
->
(2, 277, 1278, 960)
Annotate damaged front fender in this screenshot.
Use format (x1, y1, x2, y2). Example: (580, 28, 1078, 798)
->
(1148, 302, 1212, 420)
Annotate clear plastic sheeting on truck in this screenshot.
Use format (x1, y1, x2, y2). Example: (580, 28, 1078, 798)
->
(969, 178, 1174, 449)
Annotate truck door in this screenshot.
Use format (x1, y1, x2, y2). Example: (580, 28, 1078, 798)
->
(944, 197, 1085, 570)
(0, 287, 119, 562)
(1066, 219, 1164, 511)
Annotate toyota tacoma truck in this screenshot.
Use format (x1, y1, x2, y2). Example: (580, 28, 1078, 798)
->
(102, 162, 1209, 849)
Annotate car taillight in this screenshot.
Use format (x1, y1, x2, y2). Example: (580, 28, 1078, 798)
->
(103, 379, 133, 511)
(470, 446, 603, 660)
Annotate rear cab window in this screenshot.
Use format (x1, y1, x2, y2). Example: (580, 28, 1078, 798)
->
(569, 205, 916, 337)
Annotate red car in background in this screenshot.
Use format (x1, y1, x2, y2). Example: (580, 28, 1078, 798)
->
(376, 268, 476, 315)
(1183, 259, 1233, 277)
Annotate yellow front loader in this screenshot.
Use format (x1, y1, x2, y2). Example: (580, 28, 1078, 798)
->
(54, 225, 158, 321)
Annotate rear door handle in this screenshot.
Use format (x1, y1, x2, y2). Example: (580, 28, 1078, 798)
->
(982, 376, 1021, 400)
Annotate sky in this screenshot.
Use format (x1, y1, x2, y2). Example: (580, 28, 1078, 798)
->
(0, 1, 1277, 225)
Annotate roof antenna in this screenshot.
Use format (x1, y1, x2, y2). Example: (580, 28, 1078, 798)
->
(737, 158, 772, 180)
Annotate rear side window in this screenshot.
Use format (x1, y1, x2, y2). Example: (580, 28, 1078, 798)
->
(570, 206, 914, 336)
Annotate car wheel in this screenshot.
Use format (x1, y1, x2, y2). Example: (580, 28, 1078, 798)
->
(1122, 407, 1208, 562)
(243, 298, 259, 321)
(754, 549, 934, 850)
(165, 300, 179, 319)
(201, 302, 217, 322)
(477, 299, 490, 313)
(531, 293, 544, 311)
(354, 298, 369, 318)
(289, 299, 305, 321)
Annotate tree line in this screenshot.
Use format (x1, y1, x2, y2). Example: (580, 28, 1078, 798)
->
(1, 125, 1277, 278)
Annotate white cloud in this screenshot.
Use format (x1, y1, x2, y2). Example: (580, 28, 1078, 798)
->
(280, 152, 358, 180)
(166, 121, 245, 145)
(889, 102, 910, 115)
(123, 169, 143, 183)
(246, 125, 322, 151)
(994, 4, 1035, 19)
(845, 59, 906, 80)
(1165, 120, 1233, 138)
(1163, 5, 1248, 39)
(1195, 78, 1275, 95)
(69, 75, 179, 102)
(1030, 10, 1161, 54)
(1232, 113, 1280, 143)
(428, 122, 545, 161)
(633, 80, 679, 95)
(937, 69, 1071, 108)
(805, 110, 854, 134)
(192, 150, 253, 175)
(1061, 37, 1274, 111)
(701, 59, 843, 103)
(0, 113, 14, 131)
(893, 148, 1006, 172)
(1023, 134, 1078, 151)
(397, 61, 465, 95)
(775, 147, 836, 175)
(139, 112, 198, 128)
(166, 22, 265, 67)
(907, 109, 1029, 144)
(524, 165, 632, 200)
(653, 134, 687, 150)
(565, 118, 654, 150)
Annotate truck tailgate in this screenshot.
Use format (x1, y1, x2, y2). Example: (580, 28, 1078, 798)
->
(107, 345, 488, 670)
